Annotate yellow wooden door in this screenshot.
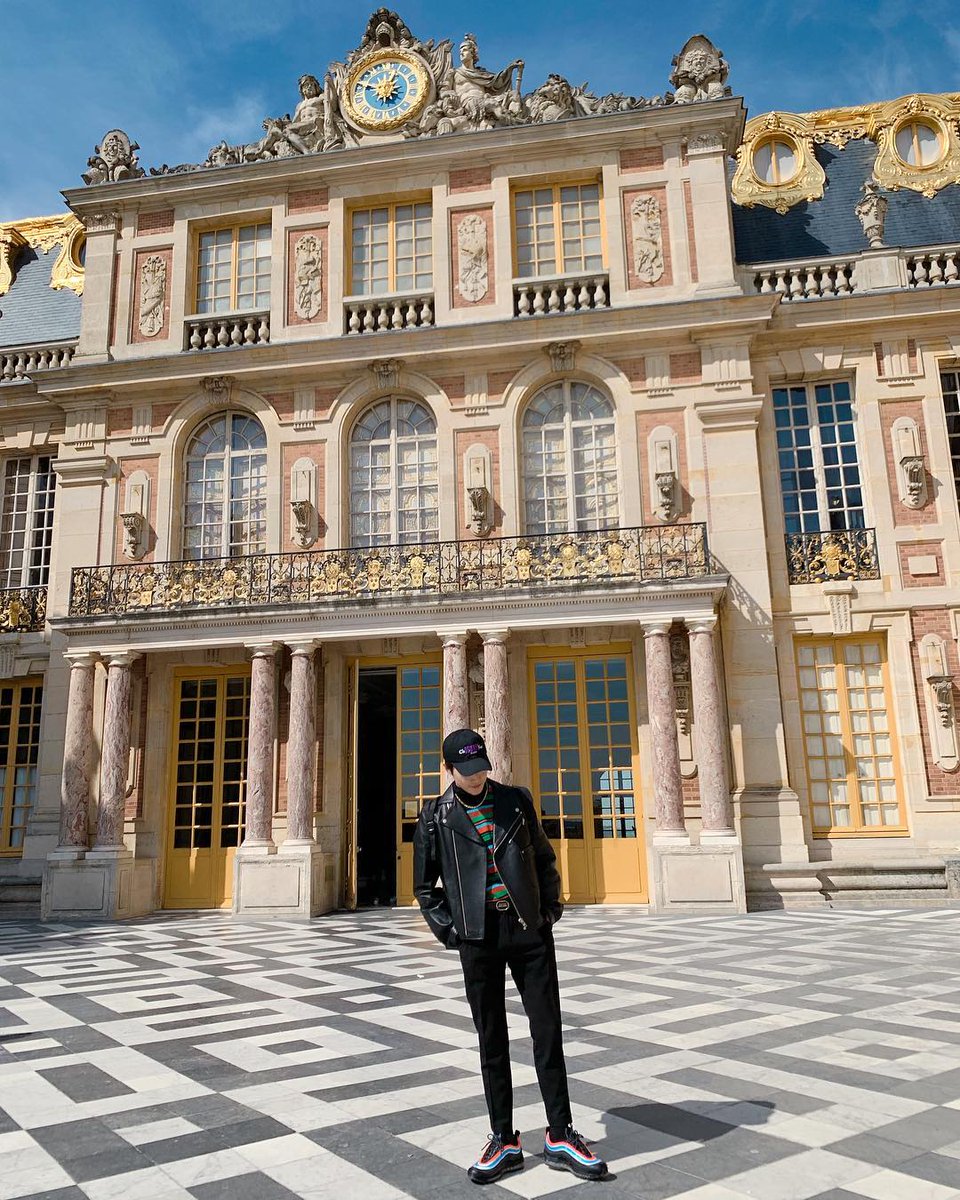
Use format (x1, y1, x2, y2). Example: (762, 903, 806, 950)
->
(164, 670, 251, 909)
(528, 648, 647, 904)
(396, 661, 442, 904)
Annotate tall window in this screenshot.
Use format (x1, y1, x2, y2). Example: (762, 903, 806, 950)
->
(796, 639, 904, 835)
(350, 203, 432, 296)
(514, 183, 603, 278)
(0, 456, 55, 589)
(521, 382, 619, 534)
(774, 381, 864, 533)
(349, 398, 438, 546)
(940, 369, 960, 507)
(0, 679, 42, 855)
(196, 223, 271, 314)
(183, 413, 267, 560)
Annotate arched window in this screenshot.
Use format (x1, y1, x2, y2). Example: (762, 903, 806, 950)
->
(349, 398, 438, 546)
(521, 381, 619, 534)
(183, 412, 267, 559)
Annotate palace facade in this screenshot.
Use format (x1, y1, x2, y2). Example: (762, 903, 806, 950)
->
(1, 11, 959, 919)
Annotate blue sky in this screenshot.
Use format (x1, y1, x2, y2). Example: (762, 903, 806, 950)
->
(2, 0, 958, 220)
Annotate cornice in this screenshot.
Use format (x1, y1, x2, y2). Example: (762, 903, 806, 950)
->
(62, 98, 746, 215)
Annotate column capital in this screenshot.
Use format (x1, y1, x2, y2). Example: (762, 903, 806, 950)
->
(440, 631, 470, 648)
(247, 641, 281, 660)
(640, 620, 672, 639)
(65, 651, 100, 669)
(686, 616, 718, 635)
(104, 650, 141, 668)
(286, 639, 320, 657)
(478, 627, 511, 644)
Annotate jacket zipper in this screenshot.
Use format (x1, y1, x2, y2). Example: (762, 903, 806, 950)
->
(493, 815, 527, 929)
(451, 822, 468, 935)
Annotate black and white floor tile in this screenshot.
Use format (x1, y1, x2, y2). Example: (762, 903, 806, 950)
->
(3, 907, 960, 1198)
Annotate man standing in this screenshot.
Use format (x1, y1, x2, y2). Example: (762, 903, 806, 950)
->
(414, 728, 608, 1184)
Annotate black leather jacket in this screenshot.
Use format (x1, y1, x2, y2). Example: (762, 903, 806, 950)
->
(413, 779, 563, 946)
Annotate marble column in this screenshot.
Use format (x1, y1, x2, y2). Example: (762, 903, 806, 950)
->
(243, 643, 279, 849)
(95, 652, 139, 849)
(58, 653, 99, 851)
(642, 621, 686, 839)
(285, 642, 318, 844)
(481, 629, 512, 783)
(442, 632, 469, 735)
(689, 618, 734, 837)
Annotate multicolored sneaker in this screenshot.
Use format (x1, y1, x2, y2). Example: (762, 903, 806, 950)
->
(543, 1126, 608, 1180)
(467, 1131, 524, 1184)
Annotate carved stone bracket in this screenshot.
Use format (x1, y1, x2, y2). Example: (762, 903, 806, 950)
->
(200, 375, 234, 399)
(920, 635, 959, 771)
(892, 417, 928, 509)
(369, 359, 403, 389)
(468, 485, 491, 537)
(544, 341, 580, 372)
(83, 211, 121, 234)
(120, 512, 146, 560)
(290, 499, 316, 549)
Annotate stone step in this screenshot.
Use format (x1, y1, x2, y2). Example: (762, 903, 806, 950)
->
(0, 875, 42, 918)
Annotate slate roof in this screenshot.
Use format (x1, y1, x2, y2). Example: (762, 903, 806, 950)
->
(0, 243, 81, 349)
(732, 138, 960, 265)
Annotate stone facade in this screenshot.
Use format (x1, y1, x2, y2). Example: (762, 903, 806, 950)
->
(1, 12, 959, 920)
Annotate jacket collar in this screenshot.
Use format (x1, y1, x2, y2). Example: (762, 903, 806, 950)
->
(439, 779, 521, 849)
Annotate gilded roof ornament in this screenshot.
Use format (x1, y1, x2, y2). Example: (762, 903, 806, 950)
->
(0, 214, 85, 297)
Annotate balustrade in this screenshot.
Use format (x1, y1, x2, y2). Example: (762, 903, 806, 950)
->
(514, 274, 609, 317)
(907, 247, 960, 287)
(344, 293, 434, 334)
(0, 342, 76, 382)
(69, 523, 713, 617)
(753, 260, 856, 301)
(184, 312, 270, 350)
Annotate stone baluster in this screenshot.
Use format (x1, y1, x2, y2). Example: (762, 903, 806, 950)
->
(641, 621, 686, 839)
(95, 652, 139, 848)
(688, 618, 734, 837)
(481, 629, 512, 783)
(442, 632, 470, 736)
(285, 642, 319, 844)
(243, 643, 279, 849)
(58, 653, 99, 851)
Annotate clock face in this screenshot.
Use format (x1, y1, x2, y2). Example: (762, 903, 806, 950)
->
(343, 48, 430, 132)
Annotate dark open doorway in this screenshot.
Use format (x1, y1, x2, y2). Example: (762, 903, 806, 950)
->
(356, 667, 398, 906)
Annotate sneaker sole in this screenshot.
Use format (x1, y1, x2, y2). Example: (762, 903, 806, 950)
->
(468, 1157, 524, 1184)
(545, 1154, 608, 1181)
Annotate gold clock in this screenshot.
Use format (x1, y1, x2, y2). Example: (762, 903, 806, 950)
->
(343, 47, 431, 132)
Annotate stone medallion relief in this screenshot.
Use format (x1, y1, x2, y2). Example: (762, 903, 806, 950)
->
(456, 213, 488, 302)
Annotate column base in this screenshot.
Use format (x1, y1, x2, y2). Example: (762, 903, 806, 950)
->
(41, 847, 154, 920)
(650, 839, 746, 914)
(233, 841, 336, 917)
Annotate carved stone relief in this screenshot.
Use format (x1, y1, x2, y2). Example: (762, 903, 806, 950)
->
(294, 233, 324, 320)
(456, 213, 488, 302)
(669, 35, 730, 104)
(138, 255, 167, 338)
(82, 130, 145, 185)
(631, 195, 664, 284)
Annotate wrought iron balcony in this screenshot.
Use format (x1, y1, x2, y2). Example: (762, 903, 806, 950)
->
(785, 528, 880, 585)
(0, 586, 47, 632)
(68, 523, 712, 617)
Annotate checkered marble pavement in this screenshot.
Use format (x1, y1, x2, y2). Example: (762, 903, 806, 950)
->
(3, 908, 960, 1200)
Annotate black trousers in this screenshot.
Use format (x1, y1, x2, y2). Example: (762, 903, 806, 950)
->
(458, 910, 572, 1137)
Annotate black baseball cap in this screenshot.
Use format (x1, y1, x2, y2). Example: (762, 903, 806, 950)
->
(443, 728, 492, 775)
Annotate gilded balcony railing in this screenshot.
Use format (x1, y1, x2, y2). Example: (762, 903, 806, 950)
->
(785, 528, 880, 584)
(0, 586, 47, 632)
(69, 524, 712, 617)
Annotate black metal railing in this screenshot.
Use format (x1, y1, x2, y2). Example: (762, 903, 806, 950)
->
(0, 586, 47, 631)
(785, 528, 880, 584)
(68, 524, 712, 617)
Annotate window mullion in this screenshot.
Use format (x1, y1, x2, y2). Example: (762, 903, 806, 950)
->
(231, 229, 239, 311)
(564, 387, 577, 531)
(806, 389, 831, 529)
(21, 459, 37, 591)
(553, 186, 563, 275)
(388, 204, 397, 294)
(835, 646, 863, 832)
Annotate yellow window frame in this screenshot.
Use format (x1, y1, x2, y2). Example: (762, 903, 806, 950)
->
(511, 176, 607, 279)
(794, 635, 908, 838)
(0, 676, 43, 857)
(194, 221, 272, 315)
(347, 198, 433, 297)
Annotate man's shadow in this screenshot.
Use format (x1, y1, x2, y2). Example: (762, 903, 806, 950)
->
(574, 1099, 776, 1182)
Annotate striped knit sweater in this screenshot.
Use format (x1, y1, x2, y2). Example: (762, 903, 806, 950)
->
(459, 792, 510, 904)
